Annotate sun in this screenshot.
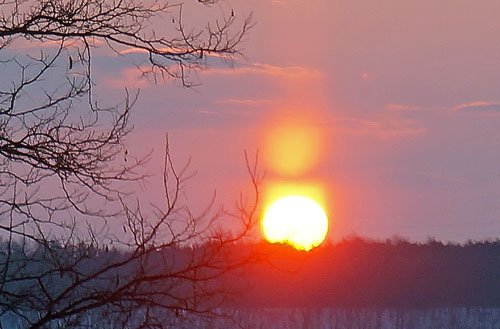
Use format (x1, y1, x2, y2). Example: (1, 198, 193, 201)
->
(262, 195, 329, 251)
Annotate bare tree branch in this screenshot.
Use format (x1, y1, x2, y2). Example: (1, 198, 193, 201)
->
(0, 1, 258, 328)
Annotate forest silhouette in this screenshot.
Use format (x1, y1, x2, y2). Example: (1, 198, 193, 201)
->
(228, 237, 500, 309)
(2, 236, 499, 310)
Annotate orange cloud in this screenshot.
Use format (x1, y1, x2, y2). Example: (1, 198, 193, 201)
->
(271, 0, 289, 5)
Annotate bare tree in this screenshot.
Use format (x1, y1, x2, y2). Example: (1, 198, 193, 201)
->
(0, 1, 257, 328)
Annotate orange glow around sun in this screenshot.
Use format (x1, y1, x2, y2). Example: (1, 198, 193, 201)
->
(261, 182, 330, 251)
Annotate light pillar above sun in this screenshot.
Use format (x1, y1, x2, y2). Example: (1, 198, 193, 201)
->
(260, 110, 330, 251)
(263, 121, 323, 176)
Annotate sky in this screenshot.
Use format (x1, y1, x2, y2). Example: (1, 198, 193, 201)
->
(95, 0, 500, 242)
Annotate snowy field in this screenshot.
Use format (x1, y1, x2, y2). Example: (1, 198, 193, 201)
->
(2, 307, 500, 328)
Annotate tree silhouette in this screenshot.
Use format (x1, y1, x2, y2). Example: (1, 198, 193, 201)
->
(0, 1, 257, 328)
(227, 237, 500, 309)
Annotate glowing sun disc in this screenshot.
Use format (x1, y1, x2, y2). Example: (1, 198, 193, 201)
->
(262, 196, 329, 251)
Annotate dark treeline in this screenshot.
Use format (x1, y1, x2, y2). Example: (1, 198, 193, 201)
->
(2, 236, 500, 311)
(224, 237, 500, 309)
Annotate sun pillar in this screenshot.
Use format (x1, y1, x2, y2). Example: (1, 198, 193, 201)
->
(261, 109, 330, 251)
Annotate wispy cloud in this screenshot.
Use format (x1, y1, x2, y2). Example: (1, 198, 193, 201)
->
(336, 114, 425, 138)
(198, 110, 218, 115)
(384, 103, 421, 112)
(203, 63, 323, 79)
(118, 47, 150, 55)
(118, 46, 213, 57)
(104, 67, 151, 89)
(453, 101, 500, 113)
(215, 98, 274, 106)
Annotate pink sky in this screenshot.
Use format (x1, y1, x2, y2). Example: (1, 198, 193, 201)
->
(96, 0, 500, 242)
